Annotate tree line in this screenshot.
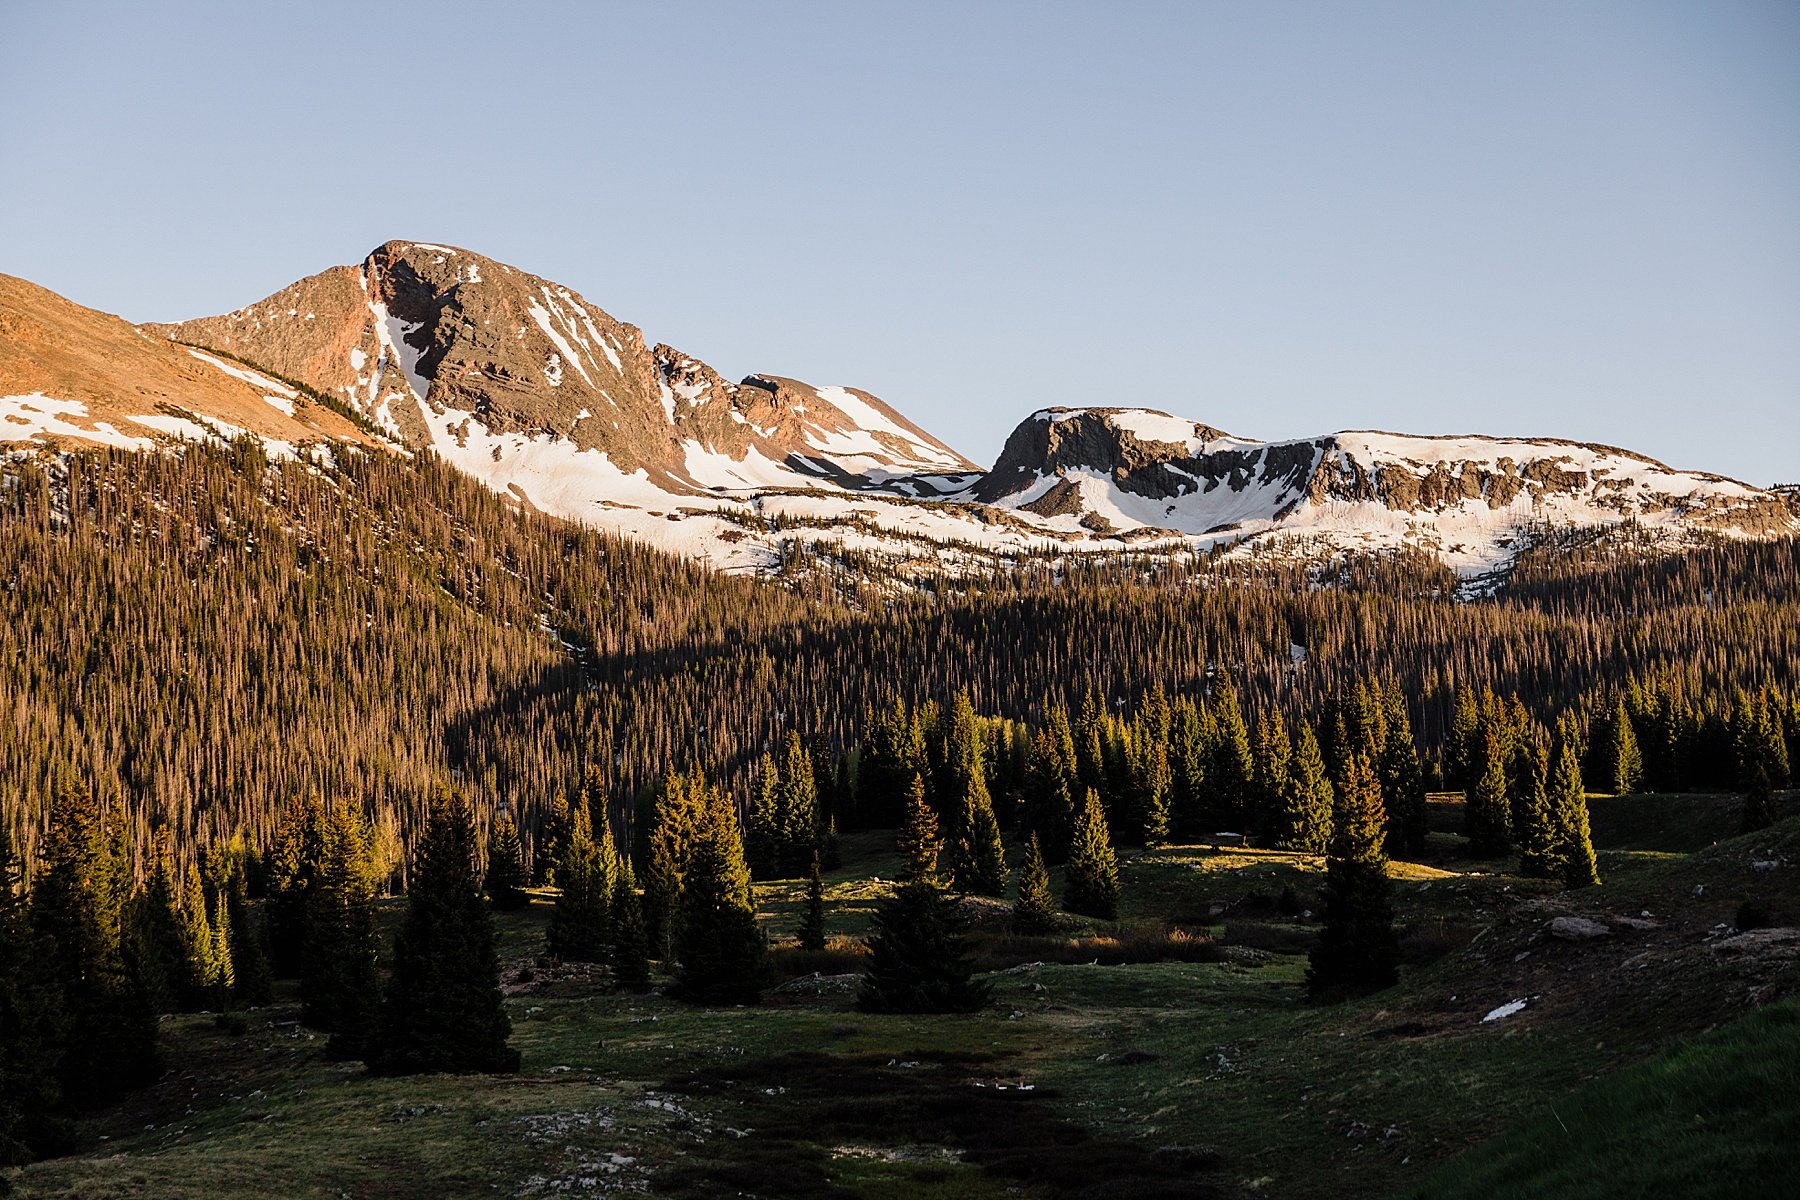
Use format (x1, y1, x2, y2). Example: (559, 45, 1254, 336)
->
(0, 443, 1794, 890)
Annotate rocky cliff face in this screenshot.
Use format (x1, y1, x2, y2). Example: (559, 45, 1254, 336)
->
(148, 241, 976, 498)
(973, 407, 1799, 572)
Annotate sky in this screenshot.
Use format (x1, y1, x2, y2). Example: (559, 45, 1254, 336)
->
(2, 1, 1796, 482)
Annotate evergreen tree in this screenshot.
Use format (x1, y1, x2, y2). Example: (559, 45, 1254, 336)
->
(745, 753, 782, 880)
(1128, 723, 1174, 846)
(537, 792, 572, 887)
(1378, 684, 1429, 857)
(641, 773, 704, 959)
(1445, 689, 1482, 793)
(1740, 763, 1779, 834)
(1011, 833, 1057, 935)
(776, 732, 822, 876)
(1514, 741, 1558, 880)
(942, 694, 1008, 895)
(1169, 696, 1208, 839)
(1307, 755, 1399, 1001)
(1594, 697, 1644, 795)
(180, 860, 231, 1009)
(0, 822, 70, 1165)
(611, 858, 651, 990)
(30, 778, 159, 1107)
(372, 792, 518, 1075)
(672, 775, 767, 1004)
(264, 794, 326, 978)
(821, 814, 843, 871)
(123, 835, 188, 1014)
(1022, 710, 1077, 863)
(1064, 788, 1120, 920)
(1551, 718, 1601, 888)
(858, 776, 990, 1014)
(1251, 712, 1293, 841)
(896, 775, 939, 879)
(484, 813, 530, 911)
(545, 793, 613, 963)
(302, 800, 382, 1059)
(1464, 732, 1515, 858)
(797, 851, 827, 951)
(858, 697, 920, 829)
(1206, 679, 1256, 830)
(1278, 721, 1334, 852)
(220, 862, 272, 1007)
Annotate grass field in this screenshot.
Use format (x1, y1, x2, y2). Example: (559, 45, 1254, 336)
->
(6, 801, 1796, 1199)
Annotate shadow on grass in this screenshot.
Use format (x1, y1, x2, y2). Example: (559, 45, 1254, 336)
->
(653, 1050, 1221, 1199)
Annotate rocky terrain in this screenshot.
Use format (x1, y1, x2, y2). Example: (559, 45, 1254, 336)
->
(0, 272, 372, 459)
(5, 241, 1793, 584)
(973, 407, 1799, 576)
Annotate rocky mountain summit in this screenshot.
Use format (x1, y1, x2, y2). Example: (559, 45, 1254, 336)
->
(3, 240, 1792, 586)
(148, 241, 976, 493)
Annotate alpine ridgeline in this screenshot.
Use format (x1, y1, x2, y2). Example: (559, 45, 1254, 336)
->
(2, 240, 1791, 586)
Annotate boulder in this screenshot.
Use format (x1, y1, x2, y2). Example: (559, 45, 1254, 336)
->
(1546, 916, 1612, 941)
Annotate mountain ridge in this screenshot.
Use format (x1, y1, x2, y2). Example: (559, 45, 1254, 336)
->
(3, 240, 1793, 585)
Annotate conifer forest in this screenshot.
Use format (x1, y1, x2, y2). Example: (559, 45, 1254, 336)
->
(1, 438, 1796, 1199)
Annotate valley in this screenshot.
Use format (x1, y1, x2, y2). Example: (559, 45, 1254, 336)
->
(10, 800, 1797, 1200)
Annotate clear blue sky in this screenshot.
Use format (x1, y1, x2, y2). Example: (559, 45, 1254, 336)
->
(3, 1, 1796, 481)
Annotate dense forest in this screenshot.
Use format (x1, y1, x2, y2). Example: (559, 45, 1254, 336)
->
(1, 440, 1795, 882)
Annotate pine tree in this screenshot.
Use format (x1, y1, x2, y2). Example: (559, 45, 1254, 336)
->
(1277, 721, 1334, 852)
(858, 697, 919, 829)
(1206, 679, 1256, 830)
(1445, 689, 1482, 793)
(1740, 763, 1779, 833)
(858, 777, 990, 1013)
(1595, 697, 1644, 795)
(264, 794, 326, 978)
(30, 778, 159, 1107)
(179, 860, 231, 1009)
(1307, 755, 1399, 1001)
(1064, 788, 1120, 920)
(1465, 733, 1515, 858)
(1514, 741, 1558, 879)
(745, 753, 782, 880)
(372, 791, 518, 1075)
(797, 851, 827, 951)
(538, 792, 571, 887)
(1552, 718, 1601, 889)
(1378, 684, 1429, 857)
(611, 859, 652, 990)
(1251, 713, 1293, 842)
(1129, 724, 1174, 846)
(546, 795, 612, 963)
(220, 862, 272, 1007)
(821, 814, 843, 871)
(1169, 695, 1208, 839)
(672, 775, 767, 1004)
(1011, 833, 1057, 935)
(776, 732, 821, 877)
(641, 773, 704, 959)
(0, 821, 70, 1165)
(123, 835, 188, 1014)
(484, 813, 530, 911)
(942, 695, 1008, 896)
(302, 800, 382, 1059)
(1022, 711, 1077, 863)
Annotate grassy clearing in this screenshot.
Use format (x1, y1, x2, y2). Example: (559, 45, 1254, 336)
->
(1397, 997, 1800, 1199)
(8, 803, 1795, 1199)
